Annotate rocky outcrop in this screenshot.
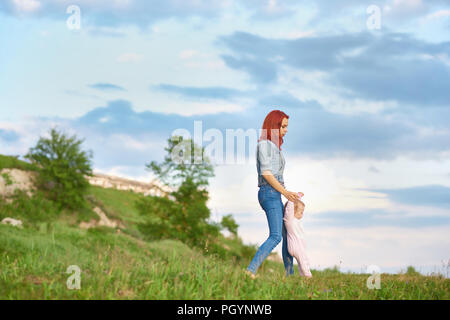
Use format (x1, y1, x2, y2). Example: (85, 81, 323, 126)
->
(0, 168, 37, 198)
(86, 172, 172, 197)
(1, 217, 23, 228)
(79, 206, 125, 230)
(0, 169, 172, 198)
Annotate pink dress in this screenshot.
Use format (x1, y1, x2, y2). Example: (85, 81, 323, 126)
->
(283, 195, 312, 277)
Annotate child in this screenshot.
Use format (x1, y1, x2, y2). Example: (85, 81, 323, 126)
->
(283, 192, 312, 278)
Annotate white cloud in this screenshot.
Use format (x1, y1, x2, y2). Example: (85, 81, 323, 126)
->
(279, 68, 399, 116)
(388, 0, 424, 14)
(383, 0, 445, 24)
(392, 0, 422, 8)
(425, 9, 450, 20)
(265, 0, 282, 14)
(0, 118, 72, 156)
(12, 0, 41, 13)
(108, 134, 156, 152)
(420, 9, 450, 27)
(208, 163, 260, 215)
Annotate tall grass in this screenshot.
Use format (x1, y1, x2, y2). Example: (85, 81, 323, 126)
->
(1, 222, 448, 300)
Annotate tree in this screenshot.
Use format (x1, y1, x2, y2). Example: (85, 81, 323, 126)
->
(220, 214, 239, 238)
(145, 135, 214, 189)
(24, 127, 93, 210)
(139, 135, 219, 247)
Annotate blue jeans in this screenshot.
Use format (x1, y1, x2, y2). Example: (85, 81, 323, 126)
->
(247, 184, 294, 276)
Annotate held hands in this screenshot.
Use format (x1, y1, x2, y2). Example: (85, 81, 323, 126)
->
(283, 190, 303, 202)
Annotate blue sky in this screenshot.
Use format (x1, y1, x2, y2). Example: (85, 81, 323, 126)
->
(1, 0, 450, 276)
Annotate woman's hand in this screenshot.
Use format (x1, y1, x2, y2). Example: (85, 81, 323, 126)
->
(283, 190, 301, 202)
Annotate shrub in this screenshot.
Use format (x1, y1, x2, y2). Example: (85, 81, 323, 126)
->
(24, 128, 93, 211)
(405, 266, 421, 276)
(220, 214, 239, 237)
(136, 195, 183, 241)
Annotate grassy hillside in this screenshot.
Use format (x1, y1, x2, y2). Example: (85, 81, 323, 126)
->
(0, 154, 38, 172)
(0, 155, 449, 299)
(1, 218, 448, 300)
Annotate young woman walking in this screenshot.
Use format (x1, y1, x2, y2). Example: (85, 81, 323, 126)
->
(246, 110, 301, 278)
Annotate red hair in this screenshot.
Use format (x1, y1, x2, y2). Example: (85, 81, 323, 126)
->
(259, 110, 289, 150)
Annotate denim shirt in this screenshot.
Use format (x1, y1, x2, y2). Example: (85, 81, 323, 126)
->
(256, 139, 285, 187)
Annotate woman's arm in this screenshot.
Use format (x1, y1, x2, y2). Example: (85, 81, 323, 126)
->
(262, 170, 300, 202)
(258, 141, 300, 202)
(262, 170, 286, 193)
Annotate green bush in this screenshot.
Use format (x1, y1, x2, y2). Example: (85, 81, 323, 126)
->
(220, 214, 239, 237)
(405, 266, 421, 276)
(322, 265, 342, 275)
(136, 195, 182, 241)
(24, 128, 93, 211)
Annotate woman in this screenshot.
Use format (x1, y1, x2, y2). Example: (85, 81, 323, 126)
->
(246, 110, 301, 278)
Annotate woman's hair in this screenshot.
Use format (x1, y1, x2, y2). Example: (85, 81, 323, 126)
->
(259, 110, 289, 150)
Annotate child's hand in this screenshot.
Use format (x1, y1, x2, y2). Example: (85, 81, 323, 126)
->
(284, 190, 301, 202)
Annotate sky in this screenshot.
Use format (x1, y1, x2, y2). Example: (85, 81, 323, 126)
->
(1, 0, 450, 276)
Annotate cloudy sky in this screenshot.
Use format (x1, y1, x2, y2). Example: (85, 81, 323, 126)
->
(1, 0, 450, 276)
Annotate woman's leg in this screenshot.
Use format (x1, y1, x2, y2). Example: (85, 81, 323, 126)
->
(247, 198, 283, 274)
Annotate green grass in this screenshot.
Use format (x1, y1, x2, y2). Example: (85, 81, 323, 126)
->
(0, 159, 449, 299)
(87, 185, 146, 226)
(0, 154, 38, 171)
(0, 220, 449, 299)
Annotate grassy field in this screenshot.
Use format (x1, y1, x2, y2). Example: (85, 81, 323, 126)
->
(1, 219, 449, 300)
(1, 155, 449, 299)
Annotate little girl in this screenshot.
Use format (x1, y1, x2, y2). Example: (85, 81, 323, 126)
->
(283, 192, 312, 277)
